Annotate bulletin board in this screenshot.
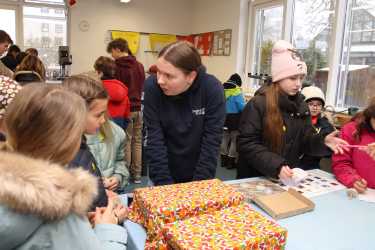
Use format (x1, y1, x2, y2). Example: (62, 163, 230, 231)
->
(212, 29, 232, 56)
(109, 29, 232, 57)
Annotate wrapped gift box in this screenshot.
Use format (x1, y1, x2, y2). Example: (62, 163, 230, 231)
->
(163, 203, 287, 250)
(128, 179, 244, 249)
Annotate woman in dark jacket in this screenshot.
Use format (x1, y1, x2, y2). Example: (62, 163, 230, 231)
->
(237, 40, 347, 180)
(144, 41, 225, 186)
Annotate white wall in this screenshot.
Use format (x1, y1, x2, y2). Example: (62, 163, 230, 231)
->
(191, 0, 241, 82)
(69, 0, 192, 74)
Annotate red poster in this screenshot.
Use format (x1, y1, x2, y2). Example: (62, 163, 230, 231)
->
(192, 32, 213, 56)
(177, 35, 194, 44)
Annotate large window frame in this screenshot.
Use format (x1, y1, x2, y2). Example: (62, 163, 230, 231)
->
(244, 0, 369, 108)
(0, 0, 69, 79)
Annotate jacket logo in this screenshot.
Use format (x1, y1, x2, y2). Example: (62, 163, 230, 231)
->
(192, 108, 205, 116)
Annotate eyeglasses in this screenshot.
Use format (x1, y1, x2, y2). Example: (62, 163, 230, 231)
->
(288, 48, 303, 61)
(308, 102, 323, 108)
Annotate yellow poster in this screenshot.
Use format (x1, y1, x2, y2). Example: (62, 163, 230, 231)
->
(149, 34, 177, 52)
(111, 31, 141, 54)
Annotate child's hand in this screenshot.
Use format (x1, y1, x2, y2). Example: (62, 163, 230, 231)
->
(279, 165, 293, 179)
(105, 177, 120, 191)
(353, 179, 367, 193)
(363, 143, 375, 160)
(324, 130, 349, 154)
(113, 204, 128, 224)
(94, 197, 120, 226)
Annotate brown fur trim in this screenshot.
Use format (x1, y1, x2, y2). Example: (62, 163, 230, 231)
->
(0, 151, 98, 220)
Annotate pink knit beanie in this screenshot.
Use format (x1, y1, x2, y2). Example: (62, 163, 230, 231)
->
(271, 40, 307, 83)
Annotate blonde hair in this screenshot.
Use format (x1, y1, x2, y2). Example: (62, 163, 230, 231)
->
(3, 84, 87, 165)
(63, 74, 112, 142)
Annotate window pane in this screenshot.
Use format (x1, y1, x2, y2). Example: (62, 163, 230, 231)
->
(292, 0, 336, 92)
(338, 0, 375, 107)
(25, 0, 65, 5)
(252, 5, 283, 87)
(23, 6, 67, 80)
(0, 8, 16, 45)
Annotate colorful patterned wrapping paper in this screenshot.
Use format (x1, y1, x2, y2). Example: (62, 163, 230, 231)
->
(163, 203, 287, 250)
(128, 179, 245, 249)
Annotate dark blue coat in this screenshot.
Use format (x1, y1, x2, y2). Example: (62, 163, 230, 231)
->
(144, 67, 225, 186)
(69, 137, 108, 210)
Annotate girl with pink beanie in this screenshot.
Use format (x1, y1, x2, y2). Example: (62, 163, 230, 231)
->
(237, 40, 348, 180)
(332, 98, 375, 193)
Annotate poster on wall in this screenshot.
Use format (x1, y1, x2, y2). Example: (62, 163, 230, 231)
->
(192, 32, 213, 56)
(177, 35, 194, 44)
(212, 29, 232, 56)
(149, 34, 177, 52)
(111, 31, 141, 54)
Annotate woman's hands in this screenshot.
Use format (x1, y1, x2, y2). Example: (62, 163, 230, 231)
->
(324, 130, 349, 154)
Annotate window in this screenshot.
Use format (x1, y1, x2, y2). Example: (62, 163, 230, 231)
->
(292, 0, 336, 90)
(251, 4, 283, 88)
(54, 36, 63, 46)
(55, 23, 63, 33)
(41, 23, 49, 32)
(336, 0, 375, 108)
(25, 0, 65, 5)
(0, 8, 16, 44)
(23, 4, 67, 80)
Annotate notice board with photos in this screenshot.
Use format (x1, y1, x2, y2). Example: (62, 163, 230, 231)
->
(212, 29, 232, 56)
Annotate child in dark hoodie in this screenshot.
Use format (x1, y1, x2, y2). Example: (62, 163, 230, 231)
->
(107, 38, 145, 183)
(220, 73, 246, 169)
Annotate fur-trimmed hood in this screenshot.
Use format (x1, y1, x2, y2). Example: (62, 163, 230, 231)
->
(0, 150, 98, 221)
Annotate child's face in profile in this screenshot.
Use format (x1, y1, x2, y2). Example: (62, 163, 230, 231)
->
(85, 98, 108, 134)
(307, 99, 323, 116)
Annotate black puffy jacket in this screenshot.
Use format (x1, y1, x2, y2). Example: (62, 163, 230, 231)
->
(237, 90, 327, 179)
(299, 115, 335, 169)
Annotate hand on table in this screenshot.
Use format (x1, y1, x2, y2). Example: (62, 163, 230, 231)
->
(353, 179, 367, 194)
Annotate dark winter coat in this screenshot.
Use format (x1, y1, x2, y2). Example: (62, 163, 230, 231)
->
(237, 90, 327, 179)
(69, 137, 108, 209)
(144, 67, 226, 186)
(299, 115, 335, 169)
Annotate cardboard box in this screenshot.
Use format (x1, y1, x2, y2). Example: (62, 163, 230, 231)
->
(163, 203, 287, 250)
(252, 188, 315, 220)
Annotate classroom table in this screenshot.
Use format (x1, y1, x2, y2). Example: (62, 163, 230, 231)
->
(124, 178, 375, 250)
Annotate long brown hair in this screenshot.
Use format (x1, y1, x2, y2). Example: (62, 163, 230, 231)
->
(63, 74, 112, 142)
(264, 83, 284, 153)
(353, 97, 375, 141)
(4, 84, 87, 165)
(15, 54, 46, 81)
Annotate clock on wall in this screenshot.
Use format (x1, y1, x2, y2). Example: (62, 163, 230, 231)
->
(78, 20, 90, 32)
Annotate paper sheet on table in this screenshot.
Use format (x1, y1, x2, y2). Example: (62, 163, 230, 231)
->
(358, 188, 375, 203)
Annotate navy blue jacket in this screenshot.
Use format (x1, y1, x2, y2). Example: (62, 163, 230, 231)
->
(144, 67, 225, 186)
(69, 137, 108, 210)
